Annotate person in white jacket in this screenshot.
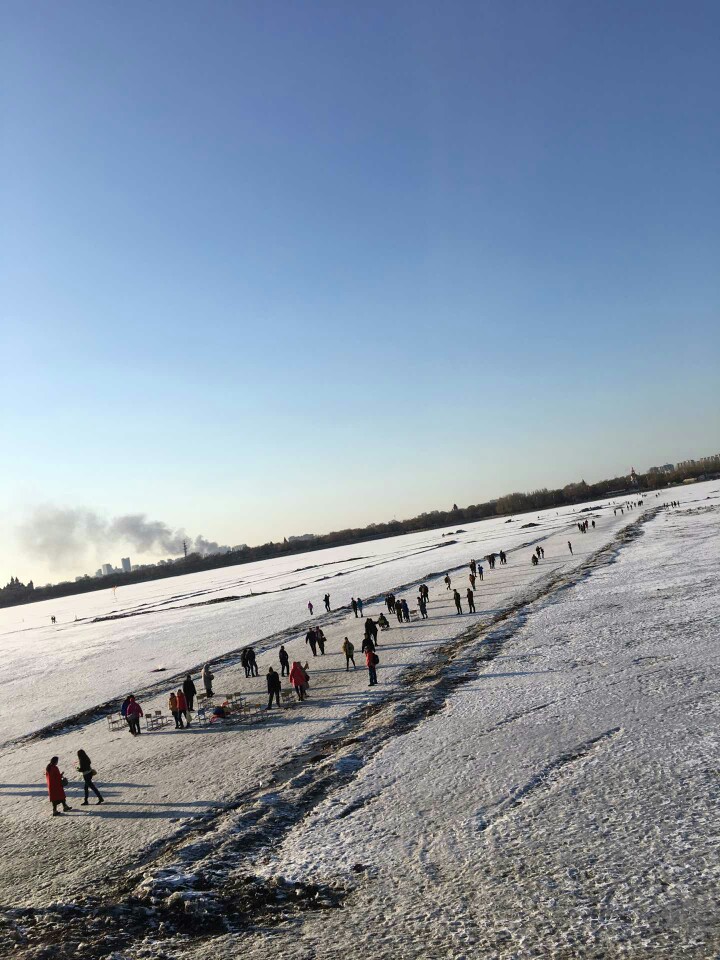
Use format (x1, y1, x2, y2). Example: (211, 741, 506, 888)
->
(201, 663, 214, 697)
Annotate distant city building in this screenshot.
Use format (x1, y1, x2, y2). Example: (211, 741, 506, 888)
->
(101, 563, 113, 576)
(95, 568, 102, 577)
(121, 557, 131, 573)
(677, 459, 696, 470)
(287, 534, 315, 543)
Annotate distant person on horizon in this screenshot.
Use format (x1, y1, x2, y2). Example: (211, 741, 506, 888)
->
(202, 663, 214, 697)
(279, 645, 290, 676)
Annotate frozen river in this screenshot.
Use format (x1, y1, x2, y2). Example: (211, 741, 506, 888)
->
(0, 482, 717, 960)
(0, 484, 715, 746)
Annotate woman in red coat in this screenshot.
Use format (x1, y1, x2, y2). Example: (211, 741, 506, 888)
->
(289, 662, 306, 701)
(46, 757, 71, 816)
(176, 688, 190, 727)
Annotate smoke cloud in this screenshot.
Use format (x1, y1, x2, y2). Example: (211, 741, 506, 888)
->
(17, 505, 230, 570)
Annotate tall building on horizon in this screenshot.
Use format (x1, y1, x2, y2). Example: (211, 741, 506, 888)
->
(121, 557, 131, 573)
(101, 563, 113, 576)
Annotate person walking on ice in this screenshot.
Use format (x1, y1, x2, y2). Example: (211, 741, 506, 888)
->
(125, 695, 143, 735)
(77, 749, 104, 805)
(342, 637, 356, 671)
(323, 593, 331, 612)
(289, 661, 307, 701)
(568, 541, 573, 555)
(357, 597, 364, 617)
(351, 598, 358, 617)
(467, 588, 475, 613)
(177, 687, 190, 726)
(266, 667, 281, 710)
(279, 645, 290, 676)
(366, 646, 378, 686)
(418, 595, 428, 619)
(307, 601, 314, 616)
(444, 573, 452, 590)
(453, 589, 463, 614)
(45, 757, 71, 815)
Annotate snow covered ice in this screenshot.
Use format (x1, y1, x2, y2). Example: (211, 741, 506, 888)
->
(0, 483, 718, 959)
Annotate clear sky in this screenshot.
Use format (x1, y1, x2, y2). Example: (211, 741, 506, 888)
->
(2, 0, 719, 585)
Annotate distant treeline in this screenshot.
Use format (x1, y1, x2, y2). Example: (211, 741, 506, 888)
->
(2, 462, 716, 610)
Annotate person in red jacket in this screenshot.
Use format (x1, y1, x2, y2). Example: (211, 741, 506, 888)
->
(289, 661, 306, 701)
(176, 688, 190, 727)
(46, 757, 71, 816)
(365, 647, 378, 686)
(125, 695, 143, 735)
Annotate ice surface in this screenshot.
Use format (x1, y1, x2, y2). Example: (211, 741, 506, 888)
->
(0, 493, 657, 744)
(0, 483, 717, 960)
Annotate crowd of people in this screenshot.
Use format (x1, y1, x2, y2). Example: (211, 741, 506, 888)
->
(44, 514, 617, 816)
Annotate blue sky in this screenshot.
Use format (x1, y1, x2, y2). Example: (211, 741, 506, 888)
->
(2, 0, 718, 584)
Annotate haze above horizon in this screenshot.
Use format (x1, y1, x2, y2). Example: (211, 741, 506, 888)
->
(2, 0, 719, 585)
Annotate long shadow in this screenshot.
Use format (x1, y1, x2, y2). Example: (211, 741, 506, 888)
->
(474, 670, 559, 680)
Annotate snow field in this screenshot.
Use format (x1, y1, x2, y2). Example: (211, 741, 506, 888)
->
(0, 494, 645, 745)
(223, 502, 720, 959)
(0, 499, 647, 912)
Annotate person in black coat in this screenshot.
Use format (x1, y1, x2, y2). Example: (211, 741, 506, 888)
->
(246, 647, 259, 677)
(77, 749, 104, 805)
(182, 674, 197, 711)
(279, 645, 290, 676)
(266, 667, 282, 710)
(361, 633, 375, 654)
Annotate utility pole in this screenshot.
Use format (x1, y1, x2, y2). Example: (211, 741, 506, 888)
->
(183, 539, 188, 558)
